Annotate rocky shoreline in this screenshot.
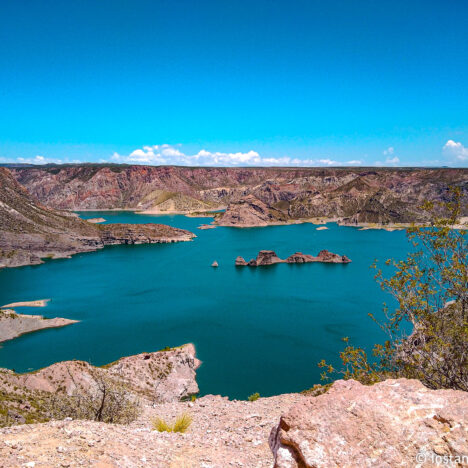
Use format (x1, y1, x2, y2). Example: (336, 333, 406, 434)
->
(235, 249, 351, 266)
(0, 309, 78, 343)
(0, 344, 466, 467)
(0, 168, 196, 269)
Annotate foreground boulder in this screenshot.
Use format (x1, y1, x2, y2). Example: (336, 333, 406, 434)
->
(270, 379, 468, 468)
(236, 250, 351, 266)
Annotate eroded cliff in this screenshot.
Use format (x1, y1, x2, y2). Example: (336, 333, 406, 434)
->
(0, 168, 195, 268)
(12, 165, 468, 226)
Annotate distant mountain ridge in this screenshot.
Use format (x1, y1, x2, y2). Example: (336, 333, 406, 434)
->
(12, 165, 468, 226)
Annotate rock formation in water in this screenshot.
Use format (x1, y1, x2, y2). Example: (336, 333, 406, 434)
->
(10, 165, 468, 226)
(235, 256, 248, 266)
(0, 309, 78, 343)
(211, 261, 218, 267)
(236, 250, 351, 266)
(0, 168, 195, 268)
(270, 378, 468, 468)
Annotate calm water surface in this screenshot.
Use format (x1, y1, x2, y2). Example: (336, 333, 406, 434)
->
(0, 212, 408, 399)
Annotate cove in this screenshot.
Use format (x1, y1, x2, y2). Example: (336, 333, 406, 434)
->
(0, 212, 408, 399)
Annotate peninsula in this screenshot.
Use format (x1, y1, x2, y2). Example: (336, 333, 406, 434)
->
(0, 168, 195, 269)
(0, 309, 77, 343)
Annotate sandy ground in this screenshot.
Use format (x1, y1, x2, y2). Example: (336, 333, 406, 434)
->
(86, 218, 106, 224)
(0, 393, 304, 468)
(1, 300, 50, 308)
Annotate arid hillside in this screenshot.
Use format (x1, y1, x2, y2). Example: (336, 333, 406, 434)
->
(12, 165, 468, 225)
(0, 167, 195, 268)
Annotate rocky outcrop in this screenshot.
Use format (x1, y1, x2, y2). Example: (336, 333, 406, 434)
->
(1, 344, 200, 403)
(0, 392, 304, 468)
(0, 168, 195, 268)
(11, 165, 468, 226)
(137, 191, 217, 214)
(0, 309, 78, 343)
(255, 250, 283, 265)
(236, 250, 351, 266)
(217, 195, 288, 227)
(235, 256, 248, 266)
(1, 378, 467, 467)
(270, 378, 468, 468)
(315, 249, 351, 263)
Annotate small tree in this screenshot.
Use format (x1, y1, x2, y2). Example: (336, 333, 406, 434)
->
(46, 370, 140, 424)
(320, 189, 468, 391)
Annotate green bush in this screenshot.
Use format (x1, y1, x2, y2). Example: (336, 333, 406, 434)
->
(319, 190, 468, 391)
(248, 392, 260, 402)
(152, 413, 192, 433)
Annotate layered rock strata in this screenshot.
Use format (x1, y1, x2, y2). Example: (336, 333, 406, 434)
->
(11, 165, 468, 226)
(235, 250, 351, 266)
(0, 168, 195, 268)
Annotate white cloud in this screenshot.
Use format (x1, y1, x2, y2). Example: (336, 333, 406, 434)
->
(443, 140, 468, 161)
(111, 145, 346, 167)
(383, 147, 394, 155)
(0, 155, 65, 165)
(385, 156, 400, 165)
(347, 160, 363, 165)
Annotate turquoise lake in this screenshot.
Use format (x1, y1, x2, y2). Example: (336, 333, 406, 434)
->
(0, 212, 409, 399)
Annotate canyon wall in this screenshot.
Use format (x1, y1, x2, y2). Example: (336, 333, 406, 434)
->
(12, 165, 468, 225)
(0, 167, 195, 268)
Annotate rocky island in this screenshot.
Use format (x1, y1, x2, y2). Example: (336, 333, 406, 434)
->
(235, 249, 351, 266)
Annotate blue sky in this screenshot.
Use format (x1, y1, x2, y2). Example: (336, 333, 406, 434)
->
(0, 0, 467, 167)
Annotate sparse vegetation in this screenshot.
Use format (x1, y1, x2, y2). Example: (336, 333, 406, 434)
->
(319, 190, 468, 391)
(152, 412, 193, 433)
(45, 371, 141, 424)
(248, 392, 260, 402)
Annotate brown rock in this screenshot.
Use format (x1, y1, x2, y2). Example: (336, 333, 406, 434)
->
(236, 250, 351, 266)
(235, 256, 248, 266)
(270, 378, 468, 468)
(317, 249, 351, 263)
(255, 250, 283, 265)
(217, 195, 287, 227)
(285, 252, 315, 263)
